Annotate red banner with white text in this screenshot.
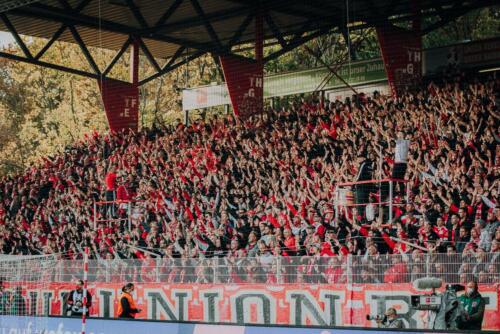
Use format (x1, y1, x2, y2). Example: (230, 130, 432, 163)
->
(376, 25, 422, 97)
(5, 283, 499, 330)
(219, 55, 263, 119)
(98, 78, 139, 132)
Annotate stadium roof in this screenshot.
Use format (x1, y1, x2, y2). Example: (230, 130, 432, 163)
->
(0, 0, 496, 85)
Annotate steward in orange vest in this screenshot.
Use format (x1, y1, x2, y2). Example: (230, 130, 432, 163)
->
(117, 283, 140, 318)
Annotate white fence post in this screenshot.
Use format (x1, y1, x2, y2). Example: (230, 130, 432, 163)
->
(276, 257, 282, 284)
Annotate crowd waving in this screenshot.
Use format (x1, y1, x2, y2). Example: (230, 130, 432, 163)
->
(0, 69, 499, 285)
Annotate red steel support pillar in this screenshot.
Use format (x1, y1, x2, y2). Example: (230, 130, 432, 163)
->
(376, 1, 421, 98)
(411, 0, 421, 34)
(376, 24, 421, 98)
(255, 13, 263, 63)
(130, 37, 140, 86)
(219, 12, 264, 119)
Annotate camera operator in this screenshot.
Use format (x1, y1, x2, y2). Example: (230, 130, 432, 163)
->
(458, 281, 485, 330)
(66, 279, 92, 317)
(377, 308, 405, 329)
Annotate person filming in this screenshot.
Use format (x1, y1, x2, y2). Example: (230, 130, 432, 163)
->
(458, 281, 485, 330)
(66, 279, 92, 317)
(377, 308, 405, 329)
(117, 283, 141, 318)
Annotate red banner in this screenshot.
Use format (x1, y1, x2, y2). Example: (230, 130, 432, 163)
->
(376, 25, 422, 97)
(219, 55, 263, 119)
(98, 78, 139, 132)
(7, 283, 499, 330)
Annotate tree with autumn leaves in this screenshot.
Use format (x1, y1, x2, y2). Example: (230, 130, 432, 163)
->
(0, 37, 218, 176)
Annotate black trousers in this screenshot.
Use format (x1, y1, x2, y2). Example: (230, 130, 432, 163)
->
(105, 190, 116, 217)
(354, 184, 370, 218)
(392, 163, 407, 196)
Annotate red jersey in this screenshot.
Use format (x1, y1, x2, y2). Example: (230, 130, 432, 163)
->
(433, 226, 448, 239)
(105, 172, 117, 191)
(116, 185, 129, 201)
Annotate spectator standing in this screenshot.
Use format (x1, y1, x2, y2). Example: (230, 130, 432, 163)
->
(117, 283, 140, 318)
(456, 227, 470, 254)
(0, 280, 9, 315)
(9, 286, 26, 315)
(476, 220, 492, 251)
(105, 167, 118, 217)
(458, 281, 485, 330)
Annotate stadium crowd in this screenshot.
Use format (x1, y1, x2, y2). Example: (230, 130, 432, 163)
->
(0, 70, 499, 284)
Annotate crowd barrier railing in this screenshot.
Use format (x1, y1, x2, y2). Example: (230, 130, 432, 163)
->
(1, 253, 499, 330)
(2, 252, 497, 285)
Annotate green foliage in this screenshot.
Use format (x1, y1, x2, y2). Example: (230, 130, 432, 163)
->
(423, 7, 500, 48)
(0, 38, 219, 175)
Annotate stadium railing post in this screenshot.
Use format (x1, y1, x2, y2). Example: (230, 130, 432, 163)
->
(155, 257, 160, 283)
(347, 254, 353, 285)
(276, 257, 282, 284)
(127, 202, 132, 231)
(425, 252, 430, 277)
(213, 258, 218, 284)
(82, 246, 89, 334)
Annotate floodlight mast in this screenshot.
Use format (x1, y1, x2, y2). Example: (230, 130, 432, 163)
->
(0, 0, 40, 13)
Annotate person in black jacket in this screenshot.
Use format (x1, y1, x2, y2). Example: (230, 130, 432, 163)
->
(66, 279, 92, 317)
(354, 155, 373, 218)
(10, 286, 26, 315)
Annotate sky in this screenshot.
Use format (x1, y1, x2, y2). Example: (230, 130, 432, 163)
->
(0, 31, 15, 47)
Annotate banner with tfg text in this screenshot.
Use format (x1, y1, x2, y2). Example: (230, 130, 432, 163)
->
(219, 55, 263, 119)
(98, 78, 139, 132)
(376, 25, 422, 97)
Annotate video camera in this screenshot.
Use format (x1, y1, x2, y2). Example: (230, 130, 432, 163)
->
(410, 277, 442, 311)
(366, 314, 387, 323)
(410, 277, 466, 330)
(411, 283, 465, 311)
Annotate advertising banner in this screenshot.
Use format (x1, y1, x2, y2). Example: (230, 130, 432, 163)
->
(424, 37, 500, 75)
(182, 84, 230, 111)
(219, 55, 263, 119)
(376, 25, 422, 97)
(98, 78, 139, 132)
(462, 38, 500, 66)
(265, 59, 385, 99)
(6, 283, 499, 330)
(2, 315, 471, 334)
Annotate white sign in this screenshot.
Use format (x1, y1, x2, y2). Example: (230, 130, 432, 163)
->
(182, 84, 230, 111)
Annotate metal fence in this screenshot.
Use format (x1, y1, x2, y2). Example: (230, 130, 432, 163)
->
(2, 252, 498, 285)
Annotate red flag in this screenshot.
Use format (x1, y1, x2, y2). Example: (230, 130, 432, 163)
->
(376, 24, 422, 97)
(219, 55, 263, 119)
(286, 202, 298, 217)
(268, 215, 280, 228)
(194, 204, 202, 218)
(98, 78, 138, 132)
(186, 207, 194, 221)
